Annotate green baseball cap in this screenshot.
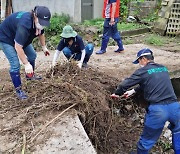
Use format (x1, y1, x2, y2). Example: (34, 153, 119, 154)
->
(60, 25, 77, 38)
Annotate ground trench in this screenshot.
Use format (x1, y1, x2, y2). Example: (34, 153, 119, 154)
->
(0, 62, 180, 154)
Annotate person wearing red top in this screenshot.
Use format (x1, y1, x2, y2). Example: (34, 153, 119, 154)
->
(96, 0, 124, 54)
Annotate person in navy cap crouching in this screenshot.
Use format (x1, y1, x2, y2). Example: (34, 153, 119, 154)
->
(111, 48, 180, 153)
(0, 6, 51, 100)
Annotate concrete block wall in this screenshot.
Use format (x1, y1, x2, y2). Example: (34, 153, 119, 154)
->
(154, 0, 175, 35)
(166, 2, 180, 36)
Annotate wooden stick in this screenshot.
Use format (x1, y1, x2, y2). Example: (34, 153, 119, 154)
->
(30, 103, 77, 143)
(21, 134, 26, 154)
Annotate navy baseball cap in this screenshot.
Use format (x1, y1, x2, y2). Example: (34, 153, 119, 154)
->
(35, 6, 51, 26)
(133, 48, 153, 64)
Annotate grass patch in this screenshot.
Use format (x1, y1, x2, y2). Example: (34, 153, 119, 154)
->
(118, 22, 147, 31)
(123, 38, 135, 45)
(145, 34, 179, 46)
(83, 18, 104, 27)
(82, 18, 148, 31)
(145, 34, 166, 46)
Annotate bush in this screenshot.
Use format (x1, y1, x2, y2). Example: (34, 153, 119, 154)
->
(45, 13, 70, 36)
(33, 13, 70, 50)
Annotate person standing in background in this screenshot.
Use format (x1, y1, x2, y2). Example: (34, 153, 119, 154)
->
(96, 0, 124, 54)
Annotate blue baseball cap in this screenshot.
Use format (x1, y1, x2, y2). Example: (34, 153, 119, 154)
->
(133, 48, 153, 64)
(35, 6, 51, 26)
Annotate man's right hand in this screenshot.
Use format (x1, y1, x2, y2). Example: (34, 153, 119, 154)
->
(24, 62, 33, 74)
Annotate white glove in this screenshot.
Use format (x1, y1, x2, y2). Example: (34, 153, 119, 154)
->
(124, 89, 135, 98)
(77, 62, 82, 69)
(52, 50, 61, 67)
(42, 46, 50, 56)
(24, 62, 33, 74)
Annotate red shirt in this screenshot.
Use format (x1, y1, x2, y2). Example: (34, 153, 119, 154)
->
(102, 0, 120, 18)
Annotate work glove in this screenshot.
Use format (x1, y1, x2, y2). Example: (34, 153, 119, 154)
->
(110, 93, 120, 99)
(52, 50, 61, 67)
(124, 89, 135, 98)
(24, 62, 34, 77)
(77, 61, 83, 69)
(42, 46, 50, 56)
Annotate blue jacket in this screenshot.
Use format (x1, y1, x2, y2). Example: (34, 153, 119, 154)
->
(115, 62, 177, 104)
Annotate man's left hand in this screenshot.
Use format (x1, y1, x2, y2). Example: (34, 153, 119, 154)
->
(42, 46, 50, 56)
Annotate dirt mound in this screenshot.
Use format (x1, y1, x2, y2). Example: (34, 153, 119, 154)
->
(0, 62, 147, 154)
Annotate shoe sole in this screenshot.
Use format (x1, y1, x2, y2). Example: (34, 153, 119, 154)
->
(114, 50, 124, 53)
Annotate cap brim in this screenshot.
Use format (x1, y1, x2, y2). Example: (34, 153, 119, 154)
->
(60, 31, 77, 38)
(133, 52, 152, 64)
(133, 58, 139, 64)
(38, 18, 50, 26)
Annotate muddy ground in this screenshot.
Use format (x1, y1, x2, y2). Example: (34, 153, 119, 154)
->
(0, 34, 180, 154)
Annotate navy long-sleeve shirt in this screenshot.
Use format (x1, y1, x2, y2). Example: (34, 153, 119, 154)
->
(115, 62, 177, 104)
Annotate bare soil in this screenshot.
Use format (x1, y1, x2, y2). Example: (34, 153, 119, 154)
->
(0, 35, 180, 154)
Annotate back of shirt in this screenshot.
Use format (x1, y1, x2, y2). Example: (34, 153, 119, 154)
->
(140, 63, 177, 104)
(115, 62, 177, 104)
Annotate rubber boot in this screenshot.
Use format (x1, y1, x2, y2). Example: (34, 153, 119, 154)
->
(172, 132, 180, 154)
(96, 38, 109, 54)
(26, 61, 42, 80)
(114, 39, 124, 53)
(10, 71, 28, 100)
(137, 147, 148, 154)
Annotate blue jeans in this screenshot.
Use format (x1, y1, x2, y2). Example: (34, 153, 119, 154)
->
(103, 18, 120, 39)
(137, 102, 180, 153)
(102, 18, 124, 51)
(0, 42, 36, 72)
(62, 43, 94, 64)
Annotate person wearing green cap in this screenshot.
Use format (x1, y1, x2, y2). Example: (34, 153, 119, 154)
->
(52, 25, 94, 68)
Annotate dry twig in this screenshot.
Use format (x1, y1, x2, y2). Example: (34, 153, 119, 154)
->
(30, 103, 77, 142)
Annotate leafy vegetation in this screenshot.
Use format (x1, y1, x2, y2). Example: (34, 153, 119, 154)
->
(120, 0, 131, 20)
(144, 34, 179, 46)
(45, 13, 70, 36)
(33, 13, 70, 50)
(145, 34, 165, 46)
(157, 140, 172, 152)
(118, 22, 147, 31)
(45, 13, 70, 48)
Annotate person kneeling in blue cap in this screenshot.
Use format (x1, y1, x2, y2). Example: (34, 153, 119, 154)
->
(0, 6, 51, 100)
(111, 48, 180, 154)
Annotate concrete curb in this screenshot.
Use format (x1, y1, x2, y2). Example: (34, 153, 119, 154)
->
(121, 27, 151, 37)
